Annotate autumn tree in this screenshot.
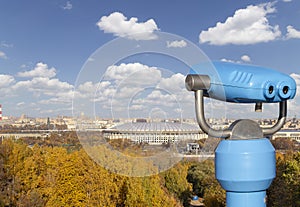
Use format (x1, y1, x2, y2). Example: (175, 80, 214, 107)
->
(187, 160, 225, 207)
(267, 152, 300, 207)
(271, 137, 296, 151)
(162, 161, 192, 206)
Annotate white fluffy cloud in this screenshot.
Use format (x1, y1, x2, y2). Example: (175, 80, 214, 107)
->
(0, 74, 15, 87)
(199, 2, 281, 45)
(77, 81, 116, 103)
(0, 41, 13, 48)
(158, 73, 185, 93)
(241, 55, 251, 62)
(132, 90, 178, 108)
(105, 62, 161, 86)
(62, 1, 72, 10)
(74, 62, 165, 116)
(286, 25, 300, 39)
(289, 73, 300, 116)
(96, 12, 159, 40)
(291, 73, 300, 84)
(0, 51, 7, 59)
(101, 63, 163, 114)
(0, 74, 15, 96)
(15, 77, 72, 92)
(220, 58, 235, 63)
(221, 55, 252, 63)
(166, 40, 187, 48)
(73, 62, 194, 118)
(18, 62, 57, 78)
(12, 77, 73, 103)
(16, 102, 25, 106)
(0, 62, 76, 116)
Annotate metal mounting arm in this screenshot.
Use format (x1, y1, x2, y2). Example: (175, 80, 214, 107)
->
(262, 101, 287, 136)
(195, 90, 231, 138)
(194, 89, 287, 138)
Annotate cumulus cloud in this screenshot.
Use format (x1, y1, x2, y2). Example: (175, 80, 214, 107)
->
(132, 90, 178, 107)
(291, 73, 300, 84)
(0, 41, 13, 48)
(96, 12, 159, 40)
(74, 62, 164, 116)
(158, 73, 185, 93)
(286, 25, 300, 39)
(10, 76, 74, 116)
(0, 51, 7, 59)
(166, 40, 187, 48)
(289, 73, 300, 116)
(0, 62, 77, 116)
(62, 1, 72, 10)
(221, 58, 236, 63)
(104, 62, 161, 86)
(101, 63, 163, 114)
(77, 81, 97, 94)
(73, 62, 194, 118)
(77, 81, 116, 103)
(241, 55, 251, 62)
(13, 77, 73, 98)
(0, 74, 15, 87)
(39, 90, 74, 104)
(199, 2, 281, 45)
(0, 74, 15, 96)
(18, 62, 57, 78)
(221, 55, 251, 63)
(16, 102, 25, 106)
(95, 81, 115, 98)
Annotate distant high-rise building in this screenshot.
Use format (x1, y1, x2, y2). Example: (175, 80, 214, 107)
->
(47, 117, 51, 129)
(20, 114, 27, 120)
(0, 104, 2, 121)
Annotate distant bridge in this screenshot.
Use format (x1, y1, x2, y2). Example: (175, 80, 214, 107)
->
(0, 132, 49, 140)
(0, 129, 72, 139)
(176, 154, 215, 158)
(0, 129, 75, 140)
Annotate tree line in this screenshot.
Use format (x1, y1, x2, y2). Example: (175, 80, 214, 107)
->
(0, 138, 299, 207)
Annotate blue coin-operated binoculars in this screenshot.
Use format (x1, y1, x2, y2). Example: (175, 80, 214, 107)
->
(185, 61, 297, 207)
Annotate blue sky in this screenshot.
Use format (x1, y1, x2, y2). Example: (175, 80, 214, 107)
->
(0, 0, 299, 119)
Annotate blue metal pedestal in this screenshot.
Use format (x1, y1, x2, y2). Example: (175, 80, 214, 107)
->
(226, 191, 266, 207)
(215, 138, 276, 207)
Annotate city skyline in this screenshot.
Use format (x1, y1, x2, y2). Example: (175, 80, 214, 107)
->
(0, 0, 299, 119)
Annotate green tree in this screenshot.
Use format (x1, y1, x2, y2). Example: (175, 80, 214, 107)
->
(267, 152, 300, 207)
(187, 160, 225, 207)
(162, 162, 192, 206)
(0, 139, 15, 206)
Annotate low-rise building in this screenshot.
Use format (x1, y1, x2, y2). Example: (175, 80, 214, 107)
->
(272, 129, 300, 142)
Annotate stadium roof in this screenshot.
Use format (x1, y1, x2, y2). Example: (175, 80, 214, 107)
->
(112, 122, 200, 132)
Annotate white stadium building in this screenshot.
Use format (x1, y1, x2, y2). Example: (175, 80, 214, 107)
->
(103, 122, 207, 145)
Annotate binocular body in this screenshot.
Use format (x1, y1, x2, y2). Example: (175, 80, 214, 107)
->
(187, 61, 297, 103)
